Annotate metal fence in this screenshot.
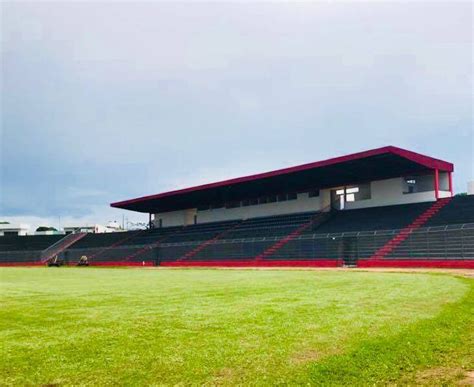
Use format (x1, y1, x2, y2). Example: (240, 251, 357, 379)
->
(1, 223, 473, 264)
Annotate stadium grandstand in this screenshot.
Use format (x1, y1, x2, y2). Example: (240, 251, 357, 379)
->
(1, 145, 473, 268)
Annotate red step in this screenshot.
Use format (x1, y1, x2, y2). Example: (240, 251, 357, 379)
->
(369, 198, 451, 260)
(255, 210, 331, 261)
(177, 221, 244, 261)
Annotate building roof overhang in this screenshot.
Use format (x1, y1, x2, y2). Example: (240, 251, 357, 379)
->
(111, 146, 453, 213)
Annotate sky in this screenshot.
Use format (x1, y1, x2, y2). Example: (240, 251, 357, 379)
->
(1, 1, 472, 231)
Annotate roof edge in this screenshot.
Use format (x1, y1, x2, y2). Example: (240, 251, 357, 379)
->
(111, 146, 453, 209)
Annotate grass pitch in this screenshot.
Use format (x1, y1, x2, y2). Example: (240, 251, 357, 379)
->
(1, 268, 473, 385)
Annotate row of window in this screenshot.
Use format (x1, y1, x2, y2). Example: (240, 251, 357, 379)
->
(197, 190, 320, 211)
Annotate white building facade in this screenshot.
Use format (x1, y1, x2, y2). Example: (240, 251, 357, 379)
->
(111, 146, 455, 229)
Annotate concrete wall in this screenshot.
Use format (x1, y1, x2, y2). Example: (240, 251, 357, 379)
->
(155, 210, 194, 228)
(197, 193, 321, 224)
(155, 193, 321, 226)
(0, 225, 30, 236)
(344, 176, 450, 210)
(154, 175, 452, 227)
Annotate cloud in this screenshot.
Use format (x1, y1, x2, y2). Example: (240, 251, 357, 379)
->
(1, 1, 472, 227)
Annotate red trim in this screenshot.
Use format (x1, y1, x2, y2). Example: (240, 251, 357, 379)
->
(358, 259, 474, 269)
(434, 169, 439, 200)
(0, 261, 155, 267)
(369, 198, 452, 260)
(161, 259, 340, 267)
(448, 172, 454, 197)
(1, 259, 472, 269)
(111, 146, 454, 209)
(88, 261, 154, 267)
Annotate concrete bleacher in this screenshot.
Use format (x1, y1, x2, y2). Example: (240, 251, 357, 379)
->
(0, 234, 64, 251)
(1, 196, 473, 265)
(423, 196, 474, 227)
(311, 202, 433, 234)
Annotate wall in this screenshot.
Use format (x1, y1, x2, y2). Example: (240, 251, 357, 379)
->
(155, 210, 191, 228)
(154, 175, 452, 227)
(344, 176, 450, 210)
(197, 193, 321, 223)
(155, 193, 321, 226)
(0, 228, 30, 236)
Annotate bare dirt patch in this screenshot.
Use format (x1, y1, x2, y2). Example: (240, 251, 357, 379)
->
(208, 368, 234, 385)
(460, 371, 474, 386)
(290, 349, 323, 365)
(414, 367, 474, 385)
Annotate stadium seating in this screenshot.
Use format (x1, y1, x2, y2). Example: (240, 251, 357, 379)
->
(311, 202, 433, 234)
(0, 234, 64, 264)
(1, 196, 473, 266)
(0, 234, 64, 251)
(423, 196, 474, 226)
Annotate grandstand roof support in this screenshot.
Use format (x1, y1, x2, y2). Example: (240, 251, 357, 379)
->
(148, 213, 152, 230)
(449, 172, 454, 197)
(111, 146, 454, 213)
(434, 169, 439, 200)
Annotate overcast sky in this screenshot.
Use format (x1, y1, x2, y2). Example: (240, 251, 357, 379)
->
(1, 1, 472, 230)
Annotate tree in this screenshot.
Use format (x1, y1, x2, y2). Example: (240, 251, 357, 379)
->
(36, 226, 58, 232)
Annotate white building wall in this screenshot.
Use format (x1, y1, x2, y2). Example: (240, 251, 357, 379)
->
(0, 224, 30, 236)
(197, 193, 321, 224)
(155, 210, 192, 227)
(154, 175, 452, 227)
(344, 176, 449, 210)
(155, 193, 321, 226)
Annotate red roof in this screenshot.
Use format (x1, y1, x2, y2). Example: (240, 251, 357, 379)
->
(111, 146, 453, 213)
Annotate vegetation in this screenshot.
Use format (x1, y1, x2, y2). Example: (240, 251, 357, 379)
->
(35, 226, 58, 232)
(0, 268, 472, 385)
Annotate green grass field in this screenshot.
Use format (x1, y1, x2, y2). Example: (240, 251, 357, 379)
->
(1, 268, 473, 385)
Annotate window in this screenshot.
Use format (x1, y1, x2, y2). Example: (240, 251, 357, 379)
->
(403, 175, 433, 194)
(404, 178, 416, 194)
(333, 184, 371, 206)
(308, 190, 320, 198)
(345, 187, 359, 202)
(350, 184, 371, 201)
(277, 193, 287, 202)
(287, 192, 297, 200)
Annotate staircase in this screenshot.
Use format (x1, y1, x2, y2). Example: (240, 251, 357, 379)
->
(255, 210, 332, 261)
(40, 232, 87, 263)
(88, 230, 145, 260)
(369, 198, 452, 260)
(177, 221, 245, 261)
(122, 226, 190, 262)
(122, 233, 171, 262)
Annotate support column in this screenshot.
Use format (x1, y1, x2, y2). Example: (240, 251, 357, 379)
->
(148, 213, 152, 229)
(434, 169, 439, 200)
(448, 172, 454, 197)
